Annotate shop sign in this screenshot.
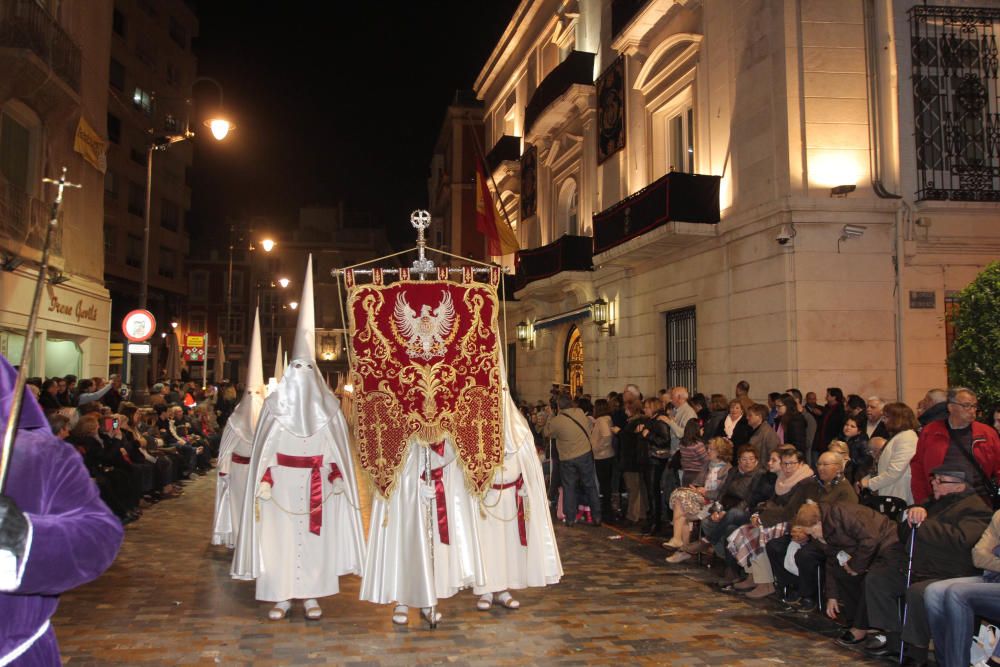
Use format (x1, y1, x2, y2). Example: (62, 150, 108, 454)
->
(184, 333, 206, 361)
(123, 310, 156, 342)
(48, 294, 99, 323)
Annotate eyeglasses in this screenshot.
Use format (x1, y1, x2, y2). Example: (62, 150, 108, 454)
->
(949, 400, 979, 410)
(780, 461, 799, 467)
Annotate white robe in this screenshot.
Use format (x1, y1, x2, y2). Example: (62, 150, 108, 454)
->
(231, 368, 366, 603)
(211, 394, 261, 548)
(474, 397, 562, 594)
(360, 436, 485, 608)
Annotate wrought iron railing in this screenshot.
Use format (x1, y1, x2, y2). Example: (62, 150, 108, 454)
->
(0, 0, 82, 93)
(591, 171, 720, 254)
(0, 174, 62, 255)
(514, 234, 592, 291)
(524, 51, 595, 134)
(909, 5, 1000, 201)
(485, 135, 521, 172)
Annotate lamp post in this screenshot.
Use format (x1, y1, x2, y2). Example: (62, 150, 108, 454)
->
(132, 79, 234, 404)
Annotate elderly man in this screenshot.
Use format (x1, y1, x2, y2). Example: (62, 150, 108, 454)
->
(657, 386, 697, 453)
(866, 397, 889, 440)
(543, 394, 601, 527)
(910, 387, 1000, 505)
(839, 466, 992, 666)
(767, 451, 858, 610)
(917, 388, 948, 426)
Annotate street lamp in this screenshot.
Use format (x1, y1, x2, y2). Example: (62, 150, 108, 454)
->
(260, 238, 275, 252)
(132, 78, 234, 404)
(277, 277, 290, 288)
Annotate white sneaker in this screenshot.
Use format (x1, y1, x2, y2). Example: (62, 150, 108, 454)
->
(665, 551, 692, 564)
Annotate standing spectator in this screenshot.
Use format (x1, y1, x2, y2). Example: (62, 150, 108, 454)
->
(860, 402, 919, 504)
(841, 415, 870, 481)
(812, 387, 846, 461)
(704, 394, 729, 442)
(910, 387, 1000, 505)
(102, 374, 123, 412)
(589, 398, 617, 521)
(722, 399, 752, 462)
(618, 397, 648, 526)
(777, 395, 808, 458)
(543, 394, 602, 527)
(75, 378, 113, 406)
(866, 396, 889, 440)
(804, 391, 824, 420)
(735, 380, 753, 412)
(38, 379, 60, 411)
(917, 388, 948, 427)
(767, 393, 781, 427)
(746, 403, 781, 465)
(640, 397, 672, 535)
(788, 388, 818, 458)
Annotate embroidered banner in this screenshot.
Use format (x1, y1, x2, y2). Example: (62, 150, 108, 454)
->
(520, 144, 537, 219)
(597, 56, 626, 164)
(348, 280, 503, 499)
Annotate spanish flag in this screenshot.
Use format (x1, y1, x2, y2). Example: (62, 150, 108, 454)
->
(475, 158, 520, 257)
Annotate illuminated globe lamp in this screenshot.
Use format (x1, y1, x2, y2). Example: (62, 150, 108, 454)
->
(205, 116, 234, 141)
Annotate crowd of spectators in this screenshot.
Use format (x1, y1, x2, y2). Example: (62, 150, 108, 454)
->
(520, 381, 1000, 667)
(22, 373, 242, 527)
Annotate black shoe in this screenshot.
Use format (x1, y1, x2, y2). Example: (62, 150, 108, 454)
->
(863, 634, 888, 656)
(781, 590, 801, 606)
(792, 597, 816, 613)
(899, 658, 927, 667)
(836, 630, 866, 646)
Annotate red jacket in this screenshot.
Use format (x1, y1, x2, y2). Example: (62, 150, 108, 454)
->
(910, 420, 1000, 503)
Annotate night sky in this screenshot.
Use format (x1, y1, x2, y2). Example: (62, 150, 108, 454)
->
(189, 2, 520, 250)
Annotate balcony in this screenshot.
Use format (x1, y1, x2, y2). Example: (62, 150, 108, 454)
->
(592, 171, 719, 260)
(514, 234, 592, 292)
(524, 51, 595, 137)
(0, 173, 62, 259)
(0, 0, 82, 111)
(485, 135, 521, 173)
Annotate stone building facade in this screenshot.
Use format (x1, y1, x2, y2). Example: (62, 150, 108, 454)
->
(474, 0, 1000, 405)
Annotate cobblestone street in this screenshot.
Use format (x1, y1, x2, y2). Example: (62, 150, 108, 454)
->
(54, 473, 884, 666)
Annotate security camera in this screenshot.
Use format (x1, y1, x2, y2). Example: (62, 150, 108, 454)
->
(776, 224, 796, 245)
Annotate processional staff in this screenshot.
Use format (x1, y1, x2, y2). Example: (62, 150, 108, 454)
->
(0, 168, 81, 494)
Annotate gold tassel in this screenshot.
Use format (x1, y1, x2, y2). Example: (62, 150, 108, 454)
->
(479, 500, 487, 519)
(255, 497, 260, 522)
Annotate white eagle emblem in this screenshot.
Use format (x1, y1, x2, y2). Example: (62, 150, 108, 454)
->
(393, 291, 455, 360)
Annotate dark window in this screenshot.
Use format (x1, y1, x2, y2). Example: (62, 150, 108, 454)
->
(189, 312, 206, 332)
(665, 307, 696, 393)
(126, 234, 142, 268)
(107, 113, 121, 144)
(127, 181, 144, 217)
(130, 147, 144, 165)
(160, 199, 178, 231)
(158, 246, 176, 278)
(109, 59, 125, 91)
(190, 271, 208, 301)
(164, 113, 178, 133)
(104, 226, 115, 262)
(112, 8, 126, 37)
(104, 170, 118, 199)
(219, 314, 244, 346)
(909, 6, 1000, 201)
(166, 63, 179, 87)
(169, 17, 187, 48)
(0, 111, 30, 191)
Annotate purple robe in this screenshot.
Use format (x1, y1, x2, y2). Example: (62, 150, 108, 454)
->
(0, 355, 123, 665)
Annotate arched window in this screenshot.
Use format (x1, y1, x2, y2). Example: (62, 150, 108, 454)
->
(557, 178, 578, 236)
(563, 325, 583, 397)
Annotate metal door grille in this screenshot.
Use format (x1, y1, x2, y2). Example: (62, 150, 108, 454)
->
(665, 307, 696, 392)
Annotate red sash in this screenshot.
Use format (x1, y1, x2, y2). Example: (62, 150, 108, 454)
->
(261, 453, 343, 535)
(492, 474, 527, 546)
(421, 441, 449, 545)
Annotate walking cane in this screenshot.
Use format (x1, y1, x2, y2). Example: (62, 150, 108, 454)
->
(898, 525, 917, 664)
(0, 168, 80, 494)
(423, 441, 438, 630)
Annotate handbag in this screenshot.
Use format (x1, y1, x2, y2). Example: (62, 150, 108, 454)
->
(952, 436, 1000, 509)
(971, 622, 1000, 666)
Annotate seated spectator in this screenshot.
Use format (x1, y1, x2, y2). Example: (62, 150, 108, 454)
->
(664, 437, 732, 556)
(860, 402, 919, 504)
(75, 378, 114, 406)
(675, 420, 708, 487)
(47, 412, 71, 440)
(925, 507, 1000, 667)
(67, 414, 138, 523)
(725, 447, 819, 598)
(764, 451, 858, 609)
(793, 501, 900, 643)
(840, 466, 992, 666)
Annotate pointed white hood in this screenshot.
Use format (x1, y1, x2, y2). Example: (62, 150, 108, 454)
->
(273, 336, 284, 382)
(226, 309, 266, 442)
(266, 254, 340, 437)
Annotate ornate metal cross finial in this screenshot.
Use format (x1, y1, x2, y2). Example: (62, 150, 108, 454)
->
(42, 167, 82, 222)
(410, 209, 435, 275)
